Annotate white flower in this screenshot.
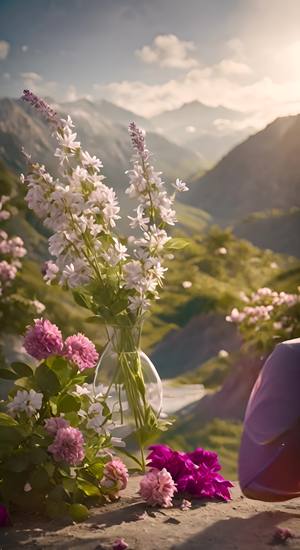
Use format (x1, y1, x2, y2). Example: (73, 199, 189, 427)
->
(123, 261, 143, 289)
(102, 238, 128, 266)
(43, 260, 59, 284)
(182, 280, 192, 289)
(87, 402, 106, 434)
(61, 259, 91, 288)
(136, 225, 170, 252)
(128, 204, 150, 230)
(73, 383, 92, 397)
(159, 206, 177, 225)
(81, 150, 103, 171)
(7, 390, 43, 417)
(24, 483, 32, 492)
(128, 294, 151, 313)
(172, 178, 189, 192)
(218, 349, 229, 358)
(31, 299, 45, 313)
(216, 247, 227, 255)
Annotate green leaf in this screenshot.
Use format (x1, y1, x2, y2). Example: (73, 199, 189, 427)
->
(165, 237, 190, 250)
(77, 480, 101, 497)
(86, 315, 106, 325)
(35, 364, 60, 395)
(6, 450, 30, 472)
(69, 503, 89, 522)
(15, 376, 34, 390)
(62, 477, 77, 493)
(29, 447, 48, 465)
(88, 461, 104, 479)
(0, 368, 18, 380)
(29, 467, 49, 490)
(47, 485, 67, 502)
(50, 357, 75, 387)
(57, 394, 81, 414)
(11, 362, 33, 377)
(46, 500, 69, 519)
(72, 291, 90, 310)
(0, 412, 19, 426)
(0, 425, 23, 445)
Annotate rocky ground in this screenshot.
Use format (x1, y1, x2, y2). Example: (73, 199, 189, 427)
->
(1, 477, 300, 550)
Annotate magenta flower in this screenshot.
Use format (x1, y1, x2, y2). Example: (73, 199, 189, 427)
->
(0, 504, 11, 527)
(24, 318, 64, 360)
(147, 444, 233, 501)
(48, 426, 85, 466)
(102, 459, 129, 494)
(139, 468, 177, 508)
(64, 333, 99, 371)
(112, 538, 128, 550)
(44, 416, 70, 436)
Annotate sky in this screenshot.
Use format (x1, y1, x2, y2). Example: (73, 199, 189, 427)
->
(1, 0, 300, 131)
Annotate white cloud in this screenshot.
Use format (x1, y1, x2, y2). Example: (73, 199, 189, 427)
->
(135, 34, 198, 69)
(65, 84, 78, 102)
(95, 67, 300, 129)
(21, 72, 43, 83)
(0, 40, 10, 60)
(217, 59, 253, 76)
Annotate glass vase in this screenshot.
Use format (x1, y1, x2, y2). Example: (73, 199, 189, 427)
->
(93, 321, 163, 470)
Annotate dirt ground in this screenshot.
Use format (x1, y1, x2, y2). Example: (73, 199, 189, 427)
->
(1, 477, 300, 550)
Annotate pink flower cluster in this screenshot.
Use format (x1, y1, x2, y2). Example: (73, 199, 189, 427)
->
(139, 468, 177, 508)
(48, 426, 85, 466)
(226, 287, 300, 325)
(139, 444, 233, 507)
(0, 222, 27, 295)
(23, 318, 99, 370)
(102, 459, 129, 495)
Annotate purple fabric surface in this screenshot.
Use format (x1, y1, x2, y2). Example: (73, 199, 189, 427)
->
(239, 339, 300, 496)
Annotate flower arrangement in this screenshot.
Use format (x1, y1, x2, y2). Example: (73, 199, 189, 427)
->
(0, 318, 128, 521)
(139, 444, 233, 507)
(20, 90, 189, 466)
(226, 286, 300, 352)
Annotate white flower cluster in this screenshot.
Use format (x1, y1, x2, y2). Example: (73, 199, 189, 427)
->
(21, 92, 189, 319)
(73, 383, 125, 447)
(7, 389, 43, 417)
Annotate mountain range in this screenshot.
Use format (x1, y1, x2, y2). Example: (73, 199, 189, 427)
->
(182, 114, 300, 233)
(151, 100, 252, 165)
(1, 96, 300, 259)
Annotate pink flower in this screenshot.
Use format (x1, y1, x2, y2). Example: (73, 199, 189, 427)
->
(0, 261, 17, 282)
(48, 426, 85, 466)
(64, 333, 99, 371)
(181, 499, 192, 511)
(24, 318, 64, 360)
(139, 468, 177, 508)
(44, 416, 70, 436)
(0, 504, 11, 527)
(112, 538, 128, 550)
(102, 459, 129, 494)
(272, 527, 294, 543)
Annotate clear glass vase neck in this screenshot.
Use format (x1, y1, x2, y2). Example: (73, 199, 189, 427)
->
(105, 321, 143, 353)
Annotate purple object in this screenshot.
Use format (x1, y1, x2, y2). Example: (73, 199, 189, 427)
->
(239, 338, 300, 501)
(0, 504, 11, 527)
